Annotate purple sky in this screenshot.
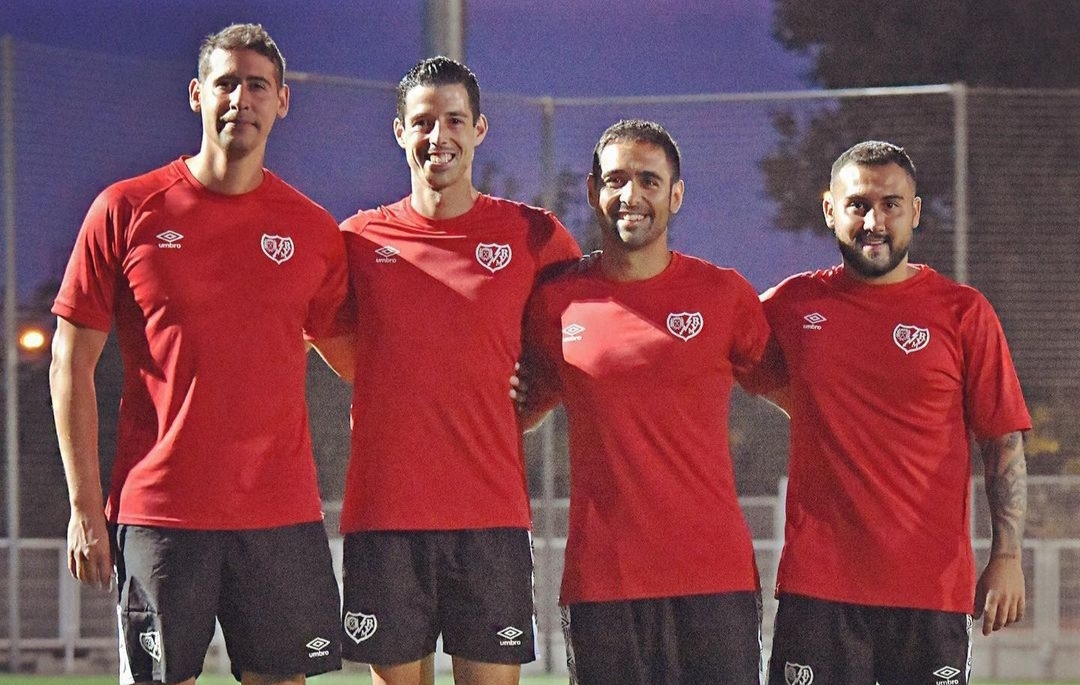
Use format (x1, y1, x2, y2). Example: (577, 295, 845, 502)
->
(3, 0, 812, 94)
(3, 0, 839, 294)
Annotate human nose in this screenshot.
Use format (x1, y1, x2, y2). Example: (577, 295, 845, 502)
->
(864, 207, 886, 232)
(619, 180, 641, 205)
(429, 120, 444, 144)
(229, 84, 248, 109)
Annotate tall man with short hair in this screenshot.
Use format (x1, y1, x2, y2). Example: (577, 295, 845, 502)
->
(50, 23, 345, 685)
(747, 141, 1029, 685)
(311, 57, 580, 685)
(519, 119, 769, 685)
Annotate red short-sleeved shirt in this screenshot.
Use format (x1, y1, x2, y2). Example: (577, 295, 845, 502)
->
(53, 159, 347, 529)
(337, 194, 581, 532)
(524, 252, 770, 604)
(753, 264, 1031, 612)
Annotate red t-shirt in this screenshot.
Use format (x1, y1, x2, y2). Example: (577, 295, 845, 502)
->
(524, 252, 769, 604)
(752, 264, 1031, 612)
(53, 159, 347, 529)
(337, 194, 581, 532)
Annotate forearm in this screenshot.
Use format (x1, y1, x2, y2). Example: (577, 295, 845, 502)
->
(981, 430, 1028, 558)
(49, 321, 108, 511)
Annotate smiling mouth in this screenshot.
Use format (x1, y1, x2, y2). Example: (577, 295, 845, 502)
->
(426, 151, 455, 166)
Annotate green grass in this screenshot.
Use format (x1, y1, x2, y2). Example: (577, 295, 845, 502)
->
(1, 676, 1076, 685)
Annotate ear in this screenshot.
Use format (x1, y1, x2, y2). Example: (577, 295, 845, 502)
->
(822, 190, 836, 229)
(586, 173, 600, 209)
(277, 84, 291, 119)
(393, 118, 407, 149)
(669, 179, 685, 214)
(188, 78, 201, 113)
(912, 195, 922, 229)
(473, 113, 489, 146)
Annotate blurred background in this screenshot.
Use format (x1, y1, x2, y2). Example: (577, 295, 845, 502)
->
(1, 0, 1078, 680)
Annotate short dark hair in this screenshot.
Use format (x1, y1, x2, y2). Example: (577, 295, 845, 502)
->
(197, 23, 286, 88)
(396, 56, 482, 123)
(592, 119, 682, 184)
(831, 140, 917, 189)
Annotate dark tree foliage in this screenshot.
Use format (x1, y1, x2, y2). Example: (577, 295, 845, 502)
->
(763, 0, 1080, 237)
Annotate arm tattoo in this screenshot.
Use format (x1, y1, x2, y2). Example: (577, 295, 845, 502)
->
(982, 431, 1027, 557)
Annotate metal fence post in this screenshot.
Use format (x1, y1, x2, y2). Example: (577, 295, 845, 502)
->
(2, 33, 23, 673)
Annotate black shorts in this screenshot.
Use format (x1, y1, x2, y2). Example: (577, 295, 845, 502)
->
(563, 591, 763, 685)
(767, 594, 972, 685)
(340, 528, 536, 665)
(112, 522, 342, 683)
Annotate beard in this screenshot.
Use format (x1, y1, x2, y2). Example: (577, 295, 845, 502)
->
(837, 234, 910, 279)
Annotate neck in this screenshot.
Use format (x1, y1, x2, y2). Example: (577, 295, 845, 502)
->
(185, 145, 266, 195)
(600, 241, 672, 282)
(846, 259, 916, 285)
(409, 180, 479, 220)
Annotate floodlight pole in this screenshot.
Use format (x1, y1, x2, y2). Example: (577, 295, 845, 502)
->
(2, 34, 22, 671)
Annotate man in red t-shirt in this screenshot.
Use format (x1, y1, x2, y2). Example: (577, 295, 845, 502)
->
(518, 119, 769, 685)
(50, 24, 345, 685)
(310, 58, 580, 685)
(745, 141, 1030, 685)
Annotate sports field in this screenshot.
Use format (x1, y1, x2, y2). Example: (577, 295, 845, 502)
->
(0, 676, 1075, 685)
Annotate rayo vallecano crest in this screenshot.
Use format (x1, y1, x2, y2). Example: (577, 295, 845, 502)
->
(139, 629, 162, 660)
(261, 234, 295, 264)
(784, 661, 814, 685)
(476, 243, 512, 273)
(344, 611, 378, 644)
(893, 323, 930, 354)
(667, 312, 703, 341)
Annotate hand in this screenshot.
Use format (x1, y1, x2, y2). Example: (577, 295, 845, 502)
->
(67, 508, 114, 591)
(974, 553, 1025, 635)
(509, 362, 529, 414)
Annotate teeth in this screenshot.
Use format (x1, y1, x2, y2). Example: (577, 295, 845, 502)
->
(429, 153, 453, 164)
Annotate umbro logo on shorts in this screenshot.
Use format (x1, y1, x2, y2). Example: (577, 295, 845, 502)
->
(305, 636, 331, 658)
(497, 625, 523, 646)
(933, 665, 962, 685)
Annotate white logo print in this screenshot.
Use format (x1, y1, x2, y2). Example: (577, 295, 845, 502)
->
(893, 323, 930, 354)
(497, 626, 523, 646)
(156, 230, 183, 249)
(784, 661, 813, 685)
(344, 611, 378, 644)
(476, 243, 512, 273)
(375, 245, 400, 263)
(562, 323, 585, 342)
(934, 665, 961, 684)
(803, 312, 826, 330)
(667, 312, 703, 341)
(306, 636, 331, 658)
(261, 234, 295, 264)
(139, 630, 162, 661)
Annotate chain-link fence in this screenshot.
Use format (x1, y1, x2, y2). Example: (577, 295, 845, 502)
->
(2, 38, 1079, 678)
